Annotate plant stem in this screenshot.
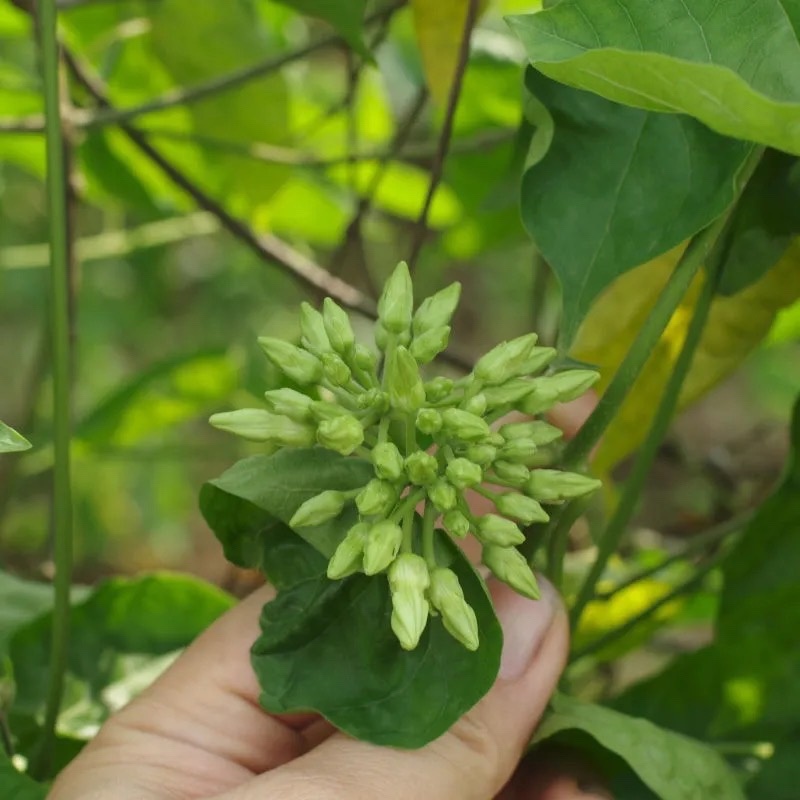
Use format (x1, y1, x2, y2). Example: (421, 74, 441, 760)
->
(33, 0, 74, 779)
(422, 501, 436, 567)
(569, 228, 729, 628)
(545, 496, 590, 590)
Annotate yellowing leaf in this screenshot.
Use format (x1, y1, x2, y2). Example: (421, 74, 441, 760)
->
(411, 0, 486, 106)
(573, 240, 800, 472)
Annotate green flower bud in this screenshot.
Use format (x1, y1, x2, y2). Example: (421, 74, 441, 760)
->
(356, 388, 389, 413)
(428, 567, 479, 651)
(443, 509, 471, 538)
(327, 522, 368, 579)
(310, 400, 347, 422)
(378, 261, 414, 335)
(371, 441, 404, 481)
(416, 408, 443, 435)
(258, 337, 323, 385)
(492, 460, 530, 486)
(516, 346, 558, 377)
(356, 479, 398, 517)
(500, 420, 563, 447)
(363, 520, 403, 575)
(445, 457, 483, 489)
(519, 370, 601, 415)
(473, 333, 538, 385)
(494, 493, 549, 525)
(322, 297, 356, 355)
(263, 388, 313, 422)
(389, 554, 431, 650)
(441, 408, 491, 442)
(290, 490, 347, 528)
(482, 379, 537, 409)
(210, 409, 314, 446)
(498, 438, 539, 465)
(321, 352, 352, 387)
(482, 545, 540, 600)
(410, 325, 451, 364)
(413, 282, 461, 335)
(464, 444, 497, 466)
(428, 479, 457, 512)
(375, 322, 391, 352)
(405, 451, 439, 486)
(526, 469, 602, 503)
(299, 302, 332, 355)
(316, 415, 364, 455)
(463, 393, 487, 417)
(386, 347, 426, 413)
(425, 376, 455, 403)
(352, 344, 378, 385)
(476, 514, 525, 546)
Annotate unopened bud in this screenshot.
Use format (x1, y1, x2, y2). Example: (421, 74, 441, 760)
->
(317, 415, 364, 455)
(356, 479, 398, 517)
(299, 302, 332, 355)
(443, 509, 471, 538)
(322, 297, 356, 355)
(441, 408, 491, 442)
(482, 379, 537, 409)
(482, 545, 540, 600)
(464, 444, 497, 466)
(416, 408, 443, 435)
(526, 469, 602, 503)
(375, 322, 391, 352)
(499, 437, 539, 464)
(405, 451, 439, 486)
(410, 325, 450, 364)
(428, 479, 457, 512)
(356, 388, 389, 412)
(327, 522, 368, 579)
(445, 457, 482, 489)
(378, 261, 414, 335)
(363, 520, 403, 575)
(500, 420, 563, 447)
(371, 441, 404, 481)
(519, 370, 601, 415)
(463, 393, 487, 417)
(428, 568, 479, 651)
(322, 352, 352, 387)
(352, 343, 378, 373)
(290, 490, 347, 528)
(476, 514, 525, 546)
(210, 409, 314, 446)
(386, 347, 426, 413)
(389, 554, 431, 650)
(494, 493, 549, 525)
(258, 337, 323, 385)
(310, 400, 347, 422)
(425, 376, 455, 403)
(473, 333, 538, 385)
(413, 282, 461, 335)
(516, 346, 558, 376)
(492, 460, 530, 486)
(263, 388, 313, 422)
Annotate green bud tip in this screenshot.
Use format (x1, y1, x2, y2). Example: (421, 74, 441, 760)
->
(389, 554, 431, 650)
(310, 400, 347, 422)
(443, 509, 471, 538)
(386, 346, 426, 413)
(210, 409, 314, 446)
(258, 337, 323, 385)
(290, 490, 347, 528)
(481, 379, 537, 410)
(445, 457, 483, 490)
(327, 522, 369, 579)
(410, 325, 451, 365)
(321, 352, 352, 387)
(526, 469, 602, 503)
(425, 376, 455, 404)
(499, 438, 540, 465)
(464, 444, 497, 467)
(405, 450, 439, 486)
(363, 520, 403, 575)
(428, 568, 479, 651)
(428, 479, 457, 512)
(322, 297, 356, 355)
(441, 408, 491, 442)
(476, 514, 526, 546)
(473, 333, 539, 385)
(378, 261, 414, 335)
(263, 388, 313, 422)
(412, 282, 461, 336)
(492, 460, 530, 486)
(416, 407, 443, 435)
(500, 420, 563, 447)
(299, 302, 331, 355)
(316, 415, 364, 456)
(482, 545, 540, 600)
(463, 393, 487, 417)
(352, 343, 378, 373)
(494, 493, 550, 525)
(371, 441, 404, 481)
(356, 479, 398, 517)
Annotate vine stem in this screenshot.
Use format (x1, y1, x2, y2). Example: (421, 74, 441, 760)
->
(33, 0, 74, 779)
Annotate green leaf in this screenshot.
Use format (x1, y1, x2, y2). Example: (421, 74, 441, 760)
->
(534, 693, 745, 800)
(251, 534, 502, 748)
(200, 449, 373, 559)
(273, 0, 368, 53)
(0, 571, 63, 658)
(9, 573, 233, 732)
(0, 758, 46, 800)
(0, 422, 31, 454)
(509, 0, 800, 156)
(521, 69, 751, 344)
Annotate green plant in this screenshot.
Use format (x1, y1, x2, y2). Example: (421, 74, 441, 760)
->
(1, 0, 799, 797)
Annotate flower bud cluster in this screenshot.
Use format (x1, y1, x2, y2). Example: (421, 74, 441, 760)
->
(211, 262, 602, 652)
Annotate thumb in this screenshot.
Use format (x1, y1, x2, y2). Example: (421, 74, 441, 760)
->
(220, 579, 568, 800)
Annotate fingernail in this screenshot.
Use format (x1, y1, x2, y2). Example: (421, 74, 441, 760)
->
(577, 779, 614, 799)
(496, 575, 558, 681)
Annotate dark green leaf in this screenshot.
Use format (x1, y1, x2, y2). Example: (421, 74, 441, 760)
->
(521, 69, 751, 343)
(509, 0, 800, 155)
(718, 152, 800, 295)
(200, 449, 373, 558)
(534, 694, 745, 800)
(0, 422, 31, 454)
(0, 758, 46, 800)
(273, 0, 368, 53)
(251, 535, 502, 748)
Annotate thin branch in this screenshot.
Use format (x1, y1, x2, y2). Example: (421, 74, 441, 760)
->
(407, 0, 479, 273)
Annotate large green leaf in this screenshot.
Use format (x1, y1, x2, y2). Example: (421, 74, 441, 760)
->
(273, 0, 367, 53)
(0, 758, 45, 800)
(534, 694, 745, 800)
(0, 422, 31, 454)
(509, 0, 800, 156)
(521, 69, 751, 343)
(251, 533, 502, 748)
(200, 449, 373, 560)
